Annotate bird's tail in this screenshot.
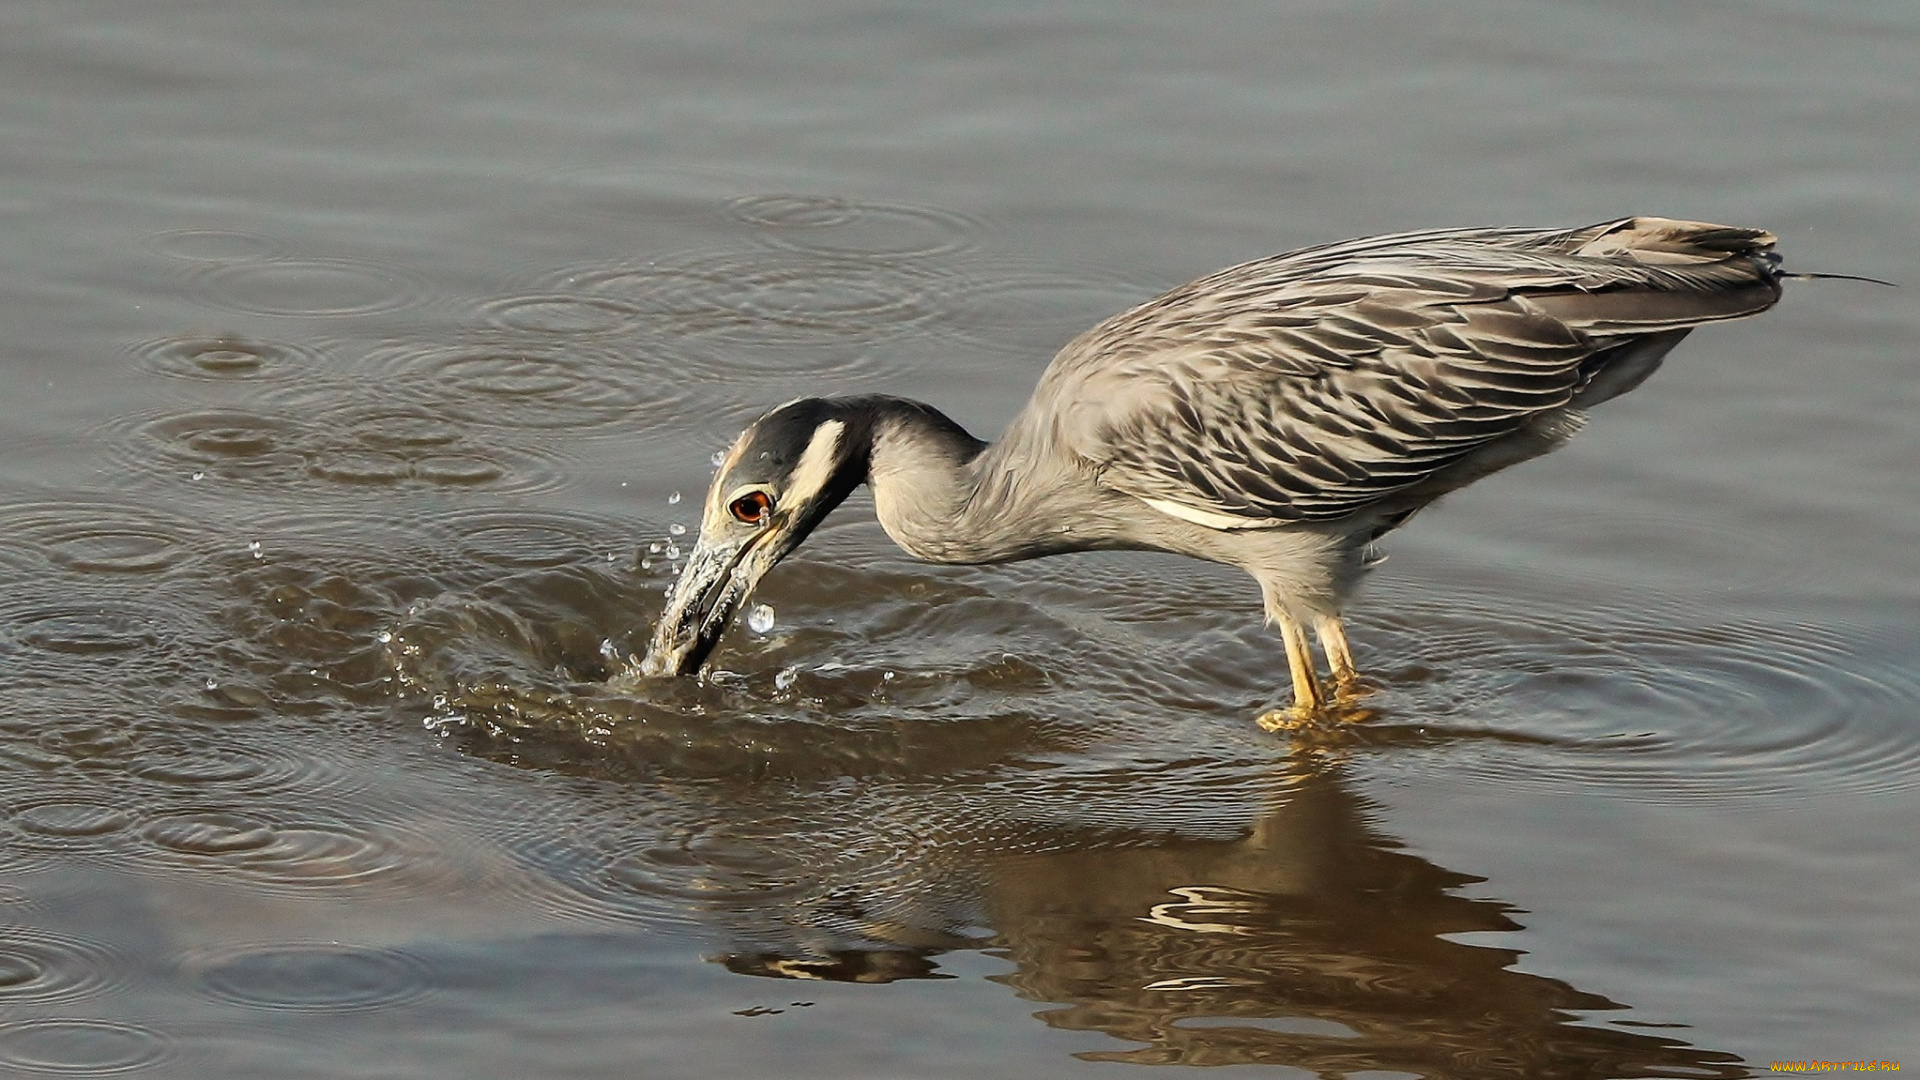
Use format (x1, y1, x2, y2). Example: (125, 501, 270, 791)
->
(1572, 217, 1778, 266)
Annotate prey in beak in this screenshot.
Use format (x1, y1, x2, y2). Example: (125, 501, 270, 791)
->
(638, 400, 868, 678)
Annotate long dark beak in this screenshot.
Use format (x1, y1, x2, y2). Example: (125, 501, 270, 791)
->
(637, 528, 787, 678)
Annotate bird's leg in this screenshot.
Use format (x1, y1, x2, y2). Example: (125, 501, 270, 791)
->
(1257, 611, 1324, 731)
(1314, 614, 1362, 697)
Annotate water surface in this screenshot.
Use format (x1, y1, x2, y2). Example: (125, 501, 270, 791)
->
(2, 1, 1916, 1076)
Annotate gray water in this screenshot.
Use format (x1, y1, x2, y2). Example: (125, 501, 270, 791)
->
(2, 2, 1916, 1077)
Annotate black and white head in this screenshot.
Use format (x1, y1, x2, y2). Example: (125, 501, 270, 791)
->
(639, 398, 874, 677)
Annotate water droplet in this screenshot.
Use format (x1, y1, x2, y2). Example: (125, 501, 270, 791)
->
(882, 670, 895, 681)
(246, 540, 264, 559)
(664, 542, 681, 559)
(774, 665, 798, 691)
(375, 631, 393, 644)
(667, 491, 682, 505)
(710, 450, 726, 468)
(189, 471, 207, 482)
(648, 542, 662, 554)
(668, 523, 686, 536)
(747, 604, 774, 634)
(639, 558, 652, 570)
(204, 677, 220, 690)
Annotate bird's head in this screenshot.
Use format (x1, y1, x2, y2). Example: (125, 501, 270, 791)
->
(638, 398, 871, 678)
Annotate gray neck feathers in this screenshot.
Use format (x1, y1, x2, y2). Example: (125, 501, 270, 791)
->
(863, 399, 1108, 565)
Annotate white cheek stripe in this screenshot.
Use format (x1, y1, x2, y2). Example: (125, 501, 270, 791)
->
(784, 420, 847, 509)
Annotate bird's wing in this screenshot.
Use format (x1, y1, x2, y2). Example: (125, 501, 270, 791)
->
(1033, 217, 1782, 526)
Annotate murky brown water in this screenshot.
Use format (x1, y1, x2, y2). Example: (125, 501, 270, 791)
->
(3, 2, 1916, 1076)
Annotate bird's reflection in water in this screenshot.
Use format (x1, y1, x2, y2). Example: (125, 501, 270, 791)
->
(719, 753, 1748, 1078)
(420, 648, 1742, 1077)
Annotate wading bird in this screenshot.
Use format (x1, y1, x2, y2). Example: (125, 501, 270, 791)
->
(639, 217, 1786, 727)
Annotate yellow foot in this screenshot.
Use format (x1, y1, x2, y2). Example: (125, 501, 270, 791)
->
(1254, 697, 1377, 733)
(1329, 675, 1377, 703)
(1255, 706, 1319, 732)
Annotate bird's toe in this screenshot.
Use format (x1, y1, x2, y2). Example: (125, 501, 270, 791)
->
(1255, 705, 1320, 732)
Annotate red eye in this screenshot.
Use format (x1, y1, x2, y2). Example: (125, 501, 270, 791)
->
(729, 491, 774, 524)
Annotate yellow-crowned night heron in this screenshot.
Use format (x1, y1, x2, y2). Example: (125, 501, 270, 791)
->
(639, 217, 1786, 727)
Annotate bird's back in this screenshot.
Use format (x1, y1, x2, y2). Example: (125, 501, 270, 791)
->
(1015, 217, 1782, 530)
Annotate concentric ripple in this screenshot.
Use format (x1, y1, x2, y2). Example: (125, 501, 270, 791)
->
(108, 408, 305, 483)
(487, 788, 967, 942)
(7, 801, 137, 848)
(725, 193, 861, 230)
(3, 602, 170, 659)
(1351, 576, 1920, 805)
(183, 942, 433, 1013)
(562, 250, 951, 343)
(281, 386, 570, 495)
(730, 194, 986, 260)
(1, 499, 207, 577)
(421, 506, 639, 569)
(101, 392, 565, 496)
(123, 729, 327, 797)
(144, 228, 284, 263)
(479, 293, 643, 337)
(0, 928, 126, 1006)
(0, 1019, 171, 1075)
(938, 263, 1159, 357)
(130, 334, 323, 383)
(191, 257, 429, 318)
(542, 251, 956, 383)
(352, 339, 693, 435)
(135, 808, 437, 896)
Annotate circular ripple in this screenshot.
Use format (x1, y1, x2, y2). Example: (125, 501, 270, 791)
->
(0, 1020, 170, 1075)
(727, 193, 859, 230)
(135, 809, 437, 895)
(340, 407, 464, 450)
(1356, 578, 1920, 805)
(735, 195, 985, 259)
(940, 265, 1157, 357)
(5, 604, 166, 657)
(46, 531, 184, 575)
(304, 450, 412, 485)
(496, 795, 956, 939)
(259, 383, 572, 495)
(1, 500, 205, 577)
(124, 732, 316, 796)
(145, 228, 284, 263)
(410, 454, 508, 486)
(354, 339, 689, 433)
(130, 335, 322, 383)
(143, 812, 277, 855)
(426, 507, 637, 569)
(105, 390, 567, 496)
(116, 409, 306, 482)
(481, 294, 642, 337)
(10, 802, 135, 842)
(193, 258, 427, 318)
(185, 942, 432, 1012)
(565, 250, 951, 347)
(0, 928, 124, 1006)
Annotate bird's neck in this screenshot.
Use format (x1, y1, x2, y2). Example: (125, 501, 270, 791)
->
(863, 398, 1086, 565)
